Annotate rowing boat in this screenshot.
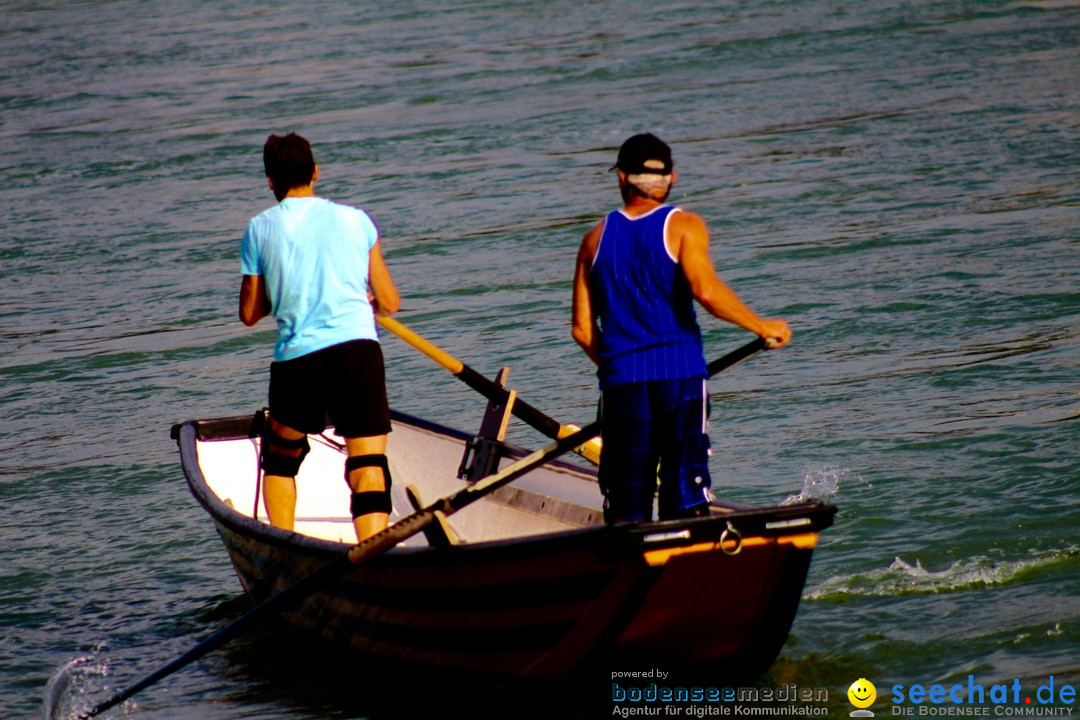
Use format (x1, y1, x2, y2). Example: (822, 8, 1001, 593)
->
(173, 408, 834, 679)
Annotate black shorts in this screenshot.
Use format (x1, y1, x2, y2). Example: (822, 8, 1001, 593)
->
(268, 339, 391, 438)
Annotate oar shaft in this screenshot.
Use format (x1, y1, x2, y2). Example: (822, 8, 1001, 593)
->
(345, 421, 602, 564)
(379, 316, 769, 466)
(707, 337, 769, 377)
(78, 421, 603, 719)
(378, 315, 598, 462)
(377, 315, 464, 375)
(455, 365, 563, 439)
(379, 315, 554, 432)
(79, 334, 768, 718)
(79, 550, 355, 718)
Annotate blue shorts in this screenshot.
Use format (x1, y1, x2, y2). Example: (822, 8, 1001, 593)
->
(597, 377, 712, 523)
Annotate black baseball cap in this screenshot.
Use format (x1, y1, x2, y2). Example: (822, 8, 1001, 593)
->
(611, 133, 673, 174)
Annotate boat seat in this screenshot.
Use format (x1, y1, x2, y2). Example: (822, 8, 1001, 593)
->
(405, 485, 462, 547)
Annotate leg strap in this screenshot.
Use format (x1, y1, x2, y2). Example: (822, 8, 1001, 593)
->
(260, 426, 310, 478)
(346, 454, 392, 518)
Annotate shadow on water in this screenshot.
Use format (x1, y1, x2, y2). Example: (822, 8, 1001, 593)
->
(211, 616, 780, 720)
(214, 619, 611, 720)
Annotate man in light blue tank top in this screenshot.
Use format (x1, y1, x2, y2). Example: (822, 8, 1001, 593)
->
(239, 133, 401, 542)
(572, 133, 792, 523)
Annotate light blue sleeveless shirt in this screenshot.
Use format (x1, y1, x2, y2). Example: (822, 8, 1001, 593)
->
(241, 197, 379, 362)
(588, 204, 706, 388)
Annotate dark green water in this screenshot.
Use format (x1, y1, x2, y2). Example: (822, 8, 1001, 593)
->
(1, 1, 1077, 718)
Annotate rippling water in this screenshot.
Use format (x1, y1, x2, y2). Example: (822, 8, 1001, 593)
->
(2, 1, 1078, 718)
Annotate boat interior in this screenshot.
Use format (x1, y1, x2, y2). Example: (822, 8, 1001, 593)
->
(194, 412, 610, 548)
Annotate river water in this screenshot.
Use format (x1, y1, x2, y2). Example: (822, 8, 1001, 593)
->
(1, 1, 1077, 718)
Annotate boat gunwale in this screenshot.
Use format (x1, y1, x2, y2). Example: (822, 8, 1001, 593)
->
(175, 414, 836, 565)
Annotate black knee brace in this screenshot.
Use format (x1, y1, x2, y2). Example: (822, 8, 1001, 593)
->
(259, 426, 310, 477)
(346, 454, 393, 517)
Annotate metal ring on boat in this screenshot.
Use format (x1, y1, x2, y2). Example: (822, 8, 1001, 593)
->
(720, 521, 743, 556)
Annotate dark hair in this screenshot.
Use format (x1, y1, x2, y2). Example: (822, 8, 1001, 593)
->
(263, 133, 315, 200)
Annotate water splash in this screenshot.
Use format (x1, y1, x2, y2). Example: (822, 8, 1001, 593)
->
(43, 656, 96, 720)
(42, 649, 133, 720)
(781, 466, 864, 505)
(804, 551, 1078, 601)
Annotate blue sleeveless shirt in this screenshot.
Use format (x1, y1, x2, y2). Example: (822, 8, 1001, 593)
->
(588, 205, 706, 388)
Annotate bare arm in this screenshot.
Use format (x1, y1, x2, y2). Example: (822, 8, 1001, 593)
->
(239, 274, 272, 327)
(672, 211, 792, 348)
(368, 240, 400, 316)
(571, 221, 604, 365)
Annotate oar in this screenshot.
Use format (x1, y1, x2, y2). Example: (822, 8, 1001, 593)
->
(707, 336, 769, 376)
(377, 315, 603, 464)
(378, 315, 770, 464)
(75, 422, 603, 720)
(74, 338, 768, 718)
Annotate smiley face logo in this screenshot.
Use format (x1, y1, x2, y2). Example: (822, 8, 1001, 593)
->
(848, 678, 877, 711)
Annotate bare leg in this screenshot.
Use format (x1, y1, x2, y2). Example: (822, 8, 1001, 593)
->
(345, 434, 389, 542)
(263, 417, 306, 530)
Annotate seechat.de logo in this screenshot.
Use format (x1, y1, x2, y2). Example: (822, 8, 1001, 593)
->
(849, 678, 878, 717)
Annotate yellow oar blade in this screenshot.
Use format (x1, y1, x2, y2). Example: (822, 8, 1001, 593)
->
(557, 424, 602, 465)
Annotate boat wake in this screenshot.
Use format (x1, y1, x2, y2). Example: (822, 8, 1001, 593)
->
(804, 550, 1079, 601)
(42, 650, 131, 720)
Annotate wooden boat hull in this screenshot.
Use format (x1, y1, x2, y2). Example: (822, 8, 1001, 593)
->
(176, 412, 834, 679)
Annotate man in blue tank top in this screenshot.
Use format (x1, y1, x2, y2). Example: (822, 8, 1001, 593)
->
(572, 133, 791, 523)
(239, 133, 401, 542)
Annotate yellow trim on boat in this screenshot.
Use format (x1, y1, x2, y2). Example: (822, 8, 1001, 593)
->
(643, 532, 819, 566)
